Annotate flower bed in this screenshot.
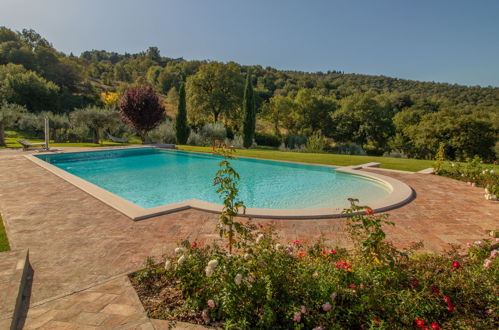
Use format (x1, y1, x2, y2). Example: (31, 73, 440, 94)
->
(130, 216, 498, 329)
(435, 156, 498, 199)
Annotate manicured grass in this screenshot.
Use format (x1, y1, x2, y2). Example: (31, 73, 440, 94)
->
(1, 130, 141, 149)
(0, 213, 10, 252)
(178, 145, 435, 172)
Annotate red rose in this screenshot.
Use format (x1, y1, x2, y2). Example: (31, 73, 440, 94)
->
(349, 284, 356, 288)
(430, 322, 440, 330)
(408, 278, 419, 289)
(321, 250, 327, 255)
(430, 285, 440, 294)
(443, 296, 451, 304)
(330, 250, 337, 254)
(414, 318, 425, 328)
(373, 318, 381, 327)
(365, 208, 374, 215)
(452, 260, 461, 270)
(447, 305, 455, 312)
(192, 241, 198, 248)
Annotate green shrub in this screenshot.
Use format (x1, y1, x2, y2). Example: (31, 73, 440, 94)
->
(254, 132, 281, 147)
(200, 122, 226, 145)
(286, 134, 307, 149)
(187, 131, 203, 146)
(305, 130, 326, 153)
(437, 156, 498, 197)
(329, 143, 366, 155)
(149, 120, 176, 144)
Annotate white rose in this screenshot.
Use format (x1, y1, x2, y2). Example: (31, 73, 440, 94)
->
(175, 247, 185, 255)
(235, 273, 242, 285)
(177, 255, 186, 265)
(165, 260, 172, 271)
(205, 266, 214, 277)
(256, 234, 264, 244)
(207, 259, 218, 268)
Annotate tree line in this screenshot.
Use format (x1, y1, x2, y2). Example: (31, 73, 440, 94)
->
(0, 26, 497, 160)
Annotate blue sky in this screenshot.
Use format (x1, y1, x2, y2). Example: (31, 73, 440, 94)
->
(1, 0, 498, 86)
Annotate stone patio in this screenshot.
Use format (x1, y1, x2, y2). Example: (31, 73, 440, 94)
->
(0, 148, 497, 329)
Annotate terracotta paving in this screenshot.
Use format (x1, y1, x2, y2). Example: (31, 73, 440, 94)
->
(0, 148, 497, 328)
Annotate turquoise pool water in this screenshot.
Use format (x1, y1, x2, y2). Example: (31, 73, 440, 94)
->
(36, 148, 390, 210)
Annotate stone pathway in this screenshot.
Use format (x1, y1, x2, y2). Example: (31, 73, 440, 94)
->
(0, 148, 497, 328)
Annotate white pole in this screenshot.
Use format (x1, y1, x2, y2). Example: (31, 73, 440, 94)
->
(44, 117, 49, 150)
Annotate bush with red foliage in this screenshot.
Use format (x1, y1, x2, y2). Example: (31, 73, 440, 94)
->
(118, 86, 164, 142)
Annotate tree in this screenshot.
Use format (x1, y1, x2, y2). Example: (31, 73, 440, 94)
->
(175, 82, 189, 144)
(294, 88, 337, 134)
(70, 106, 118, 144)
(261, 94, 298, 137)
(0, 63, 59, 112)
(331, 93, 393, 155)
(0, 102, 26, 145)
(18, 29, 52, 51)
(100, 91, 119, 107)
(0, 27, 19, 43)
(186, 61, 244, 124)
(242, 71, 255, 148)
(118, 86, 164, 142)
(145, 46, 161, 62)
(404, 109, 497, 160)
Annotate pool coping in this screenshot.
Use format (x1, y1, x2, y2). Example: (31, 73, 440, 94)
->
(24, 146, 415, 220)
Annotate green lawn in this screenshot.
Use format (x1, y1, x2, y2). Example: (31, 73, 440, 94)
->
(178, 145, 435, 172)
(0, 213, 10, 252)
(1, 130, 142, 149)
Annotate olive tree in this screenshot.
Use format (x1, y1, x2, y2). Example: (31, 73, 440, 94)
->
(0, 102, 26, 145)
(70, 106, 119, 144)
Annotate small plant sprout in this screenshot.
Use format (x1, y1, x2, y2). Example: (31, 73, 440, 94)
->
(212, 139, 251, 253)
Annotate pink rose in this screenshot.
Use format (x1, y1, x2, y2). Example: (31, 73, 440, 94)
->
(301, 305, 307, 313)
(484, 259, 493, 268)
(201, 310, 210, 323)
(322, 302, 332, 311)
(207, 299, 216, 308)
(293, 312, 301, 323)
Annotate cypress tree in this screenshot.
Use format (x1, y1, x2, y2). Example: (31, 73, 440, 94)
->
(175, 81, 190, 144)
(242, 71, 255, 148)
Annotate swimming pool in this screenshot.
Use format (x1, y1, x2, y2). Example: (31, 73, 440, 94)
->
(36, 147, 391, 208)
(31, 147, 412, 220)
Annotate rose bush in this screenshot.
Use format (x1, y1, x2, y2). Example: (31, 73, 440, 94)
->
(436, 156, 498, 198)
(131, 223, 498, 329)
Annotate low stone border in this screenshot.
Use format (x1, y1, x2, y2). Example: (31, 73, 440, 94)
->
(0, 249, 30, 330)
(25, 148, 415, 220)
(418, 168, 434, 174)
